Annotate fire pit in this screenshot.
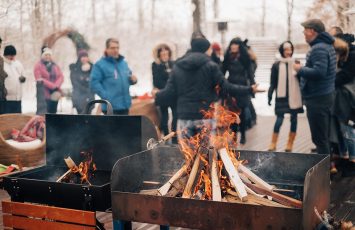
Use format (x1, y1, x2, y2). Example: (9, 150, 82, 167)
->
(3, 114, 158, 211)
(111, 146, 329, 229)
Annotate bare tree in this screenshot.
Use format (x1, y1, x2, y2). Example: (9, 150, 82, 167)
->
(138, 0, 144, 30)
(57, 0, 62, 29)
(50, 0, 56, 31)
(261, 0, 266, 36)
(192, 0, 202, 34)
(307, 0, 350, 30)
(286, 0, 294, 40)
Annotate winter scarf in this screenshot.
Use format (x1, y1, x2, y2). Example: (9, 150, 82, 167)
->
(277, 58, 302, 109)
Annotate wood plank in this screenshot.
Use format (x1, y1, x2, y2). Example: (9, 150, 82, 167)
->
(218, 148, 248, 201)
(2, 200, 96, 226)
(3, 215, 95, 230)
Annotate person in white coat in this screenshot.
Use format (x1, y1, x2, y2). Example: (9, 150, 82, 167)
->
(3, 45, 25, 113)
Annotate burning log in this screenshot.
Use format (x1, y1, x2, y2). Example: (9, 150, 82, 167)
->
(211, 150, 222, 201)
(238, 164, 274, 192)
(166, 175, 188, 197)
(244, 181, 303, 209)
(182, 153, 201, 198)
(218, 148, 248, 201)
(56, 157, 77, 183)
(157, 165, 187, 196)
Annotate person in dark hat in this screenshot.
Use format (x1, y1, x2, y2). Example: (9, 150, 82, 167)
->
(0, 37, 8, 114)
(3, 45, 26, 113)
(293, 18, 337, 155)
(154, 36, 264, 141)
(222, 37, 257, 144)
(69, 49, 94, 114)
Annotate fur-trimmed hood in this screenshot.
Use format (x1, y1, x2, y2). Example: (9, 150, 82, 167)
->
(152, 43, 173, 64)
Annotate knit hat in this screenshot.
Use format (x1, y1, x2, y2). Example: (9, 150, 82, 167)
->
(42, 47, 53, 58)
(78, 49, 89, 59)
(211, 42, 221, 52)
(4, 45, 16, 56)
(191, 38, 211, 53)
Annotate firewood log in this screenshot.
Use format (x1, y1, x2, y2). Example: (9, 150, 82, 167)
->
(211, 150, 222, 201)
(218, 148, 248, 201)
(238, 164, 274, 192)
(166, 175, 188, 197)
(157, 165, 187, 196)
(182, 153, 200, 198)
(244, 181, 302, 209)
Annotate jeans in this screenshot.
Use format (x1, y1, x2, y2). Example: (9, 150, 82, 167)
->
(159, 105, 177, 135)
(177, 119, 216, 143)
(340, 122, 355, 161)
(273, 112, 298, 133)
(304, 93, 334, 155)
(46, 100, 58, 114)
(4, 101, 22, 113)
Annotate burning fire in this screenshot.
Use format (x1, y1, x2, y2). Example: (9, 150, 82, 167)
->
(65, 151, 97, 185)
(178, 103, 242, 200)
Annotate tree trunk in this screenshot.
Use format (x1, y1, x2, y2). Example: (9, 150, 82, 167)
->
(261, 0, 266, 37)
(286, 0, 294, 41)
(192, 0, 202, 35)
(57, 0, 62, 29)
(138, 0, 144, 30)
(50, 0, 56, 31)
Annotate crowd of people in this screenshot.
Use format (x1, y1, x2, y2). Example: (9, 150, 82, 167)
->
(0, 18, 353, 176)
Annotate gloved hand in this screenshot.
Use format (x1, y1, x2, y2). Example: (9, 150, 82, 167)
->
(268, 97, 272, 106)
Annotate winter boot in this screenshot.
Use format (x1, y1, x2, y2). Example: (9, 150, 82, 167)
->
(285, 132, 296, 152)
(268, 133, 279, 151)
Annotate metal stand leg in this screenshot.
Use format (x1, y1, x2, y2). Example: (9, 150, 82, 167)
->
(160, 225, 169, 230)
(113, 220, 132, 230)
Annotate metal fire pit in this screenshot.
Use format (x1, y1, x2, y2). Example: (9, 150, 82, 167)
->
(111, 146, 330, 230)
(3, 114, 157, 211)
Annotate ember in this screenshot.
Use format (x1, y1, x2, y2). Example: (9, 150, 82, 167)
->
(59, 151, 97, 185)
(150, 104, 303, 208)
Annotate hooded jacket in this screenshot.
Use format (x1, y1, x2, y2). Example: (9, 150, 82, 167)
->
(155, 52, 253, 120)
(298, 32, 336, 99)
(69, 60, 95, 113)
(90, 55, 133, 111)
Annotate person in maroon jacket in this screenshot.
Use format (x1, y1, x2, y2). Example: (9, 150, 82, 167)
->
(34, 47, 64, 114)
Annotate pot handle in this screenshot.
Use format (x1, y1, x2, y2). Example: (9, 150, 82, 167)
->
(84, 99, 113, 115)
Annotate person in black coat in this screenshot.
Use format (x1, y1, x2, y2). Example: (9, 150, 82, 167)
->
(154, 37, 264, 142)
(267, 41, 303, 152)
(69, 50, 95, 114)
(152, 44, 177, 140)
(222, 37, 256, 144)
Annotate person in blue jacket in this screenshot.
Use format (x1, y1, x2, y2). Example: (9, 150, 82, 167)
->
(294, 19, 336, 155)
(90, 38, 137, 115)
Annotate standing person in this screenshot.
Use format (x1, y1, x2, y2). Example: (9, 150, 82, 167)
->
(332, 34, 355, 176)
(69, 50, 94, 114)
(154, 37, 264, 141)
(152, 44, 177, 140)
(293, 19, 336, 155)
(3, 45, 26, 113)
(211, 42, 222, 68)
(268, 41, 303, 152)
(0, 37, 7, 114)
(90, 38, 137, 115)
(34, 47, 64, 114)
(222, 37, 256, 144)
(245, 40, 258, 127)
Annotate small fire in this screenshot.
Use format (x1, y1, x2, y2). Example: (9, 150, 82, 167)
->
(66, 151, 97, 185)
(178, 103, 243, 200)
